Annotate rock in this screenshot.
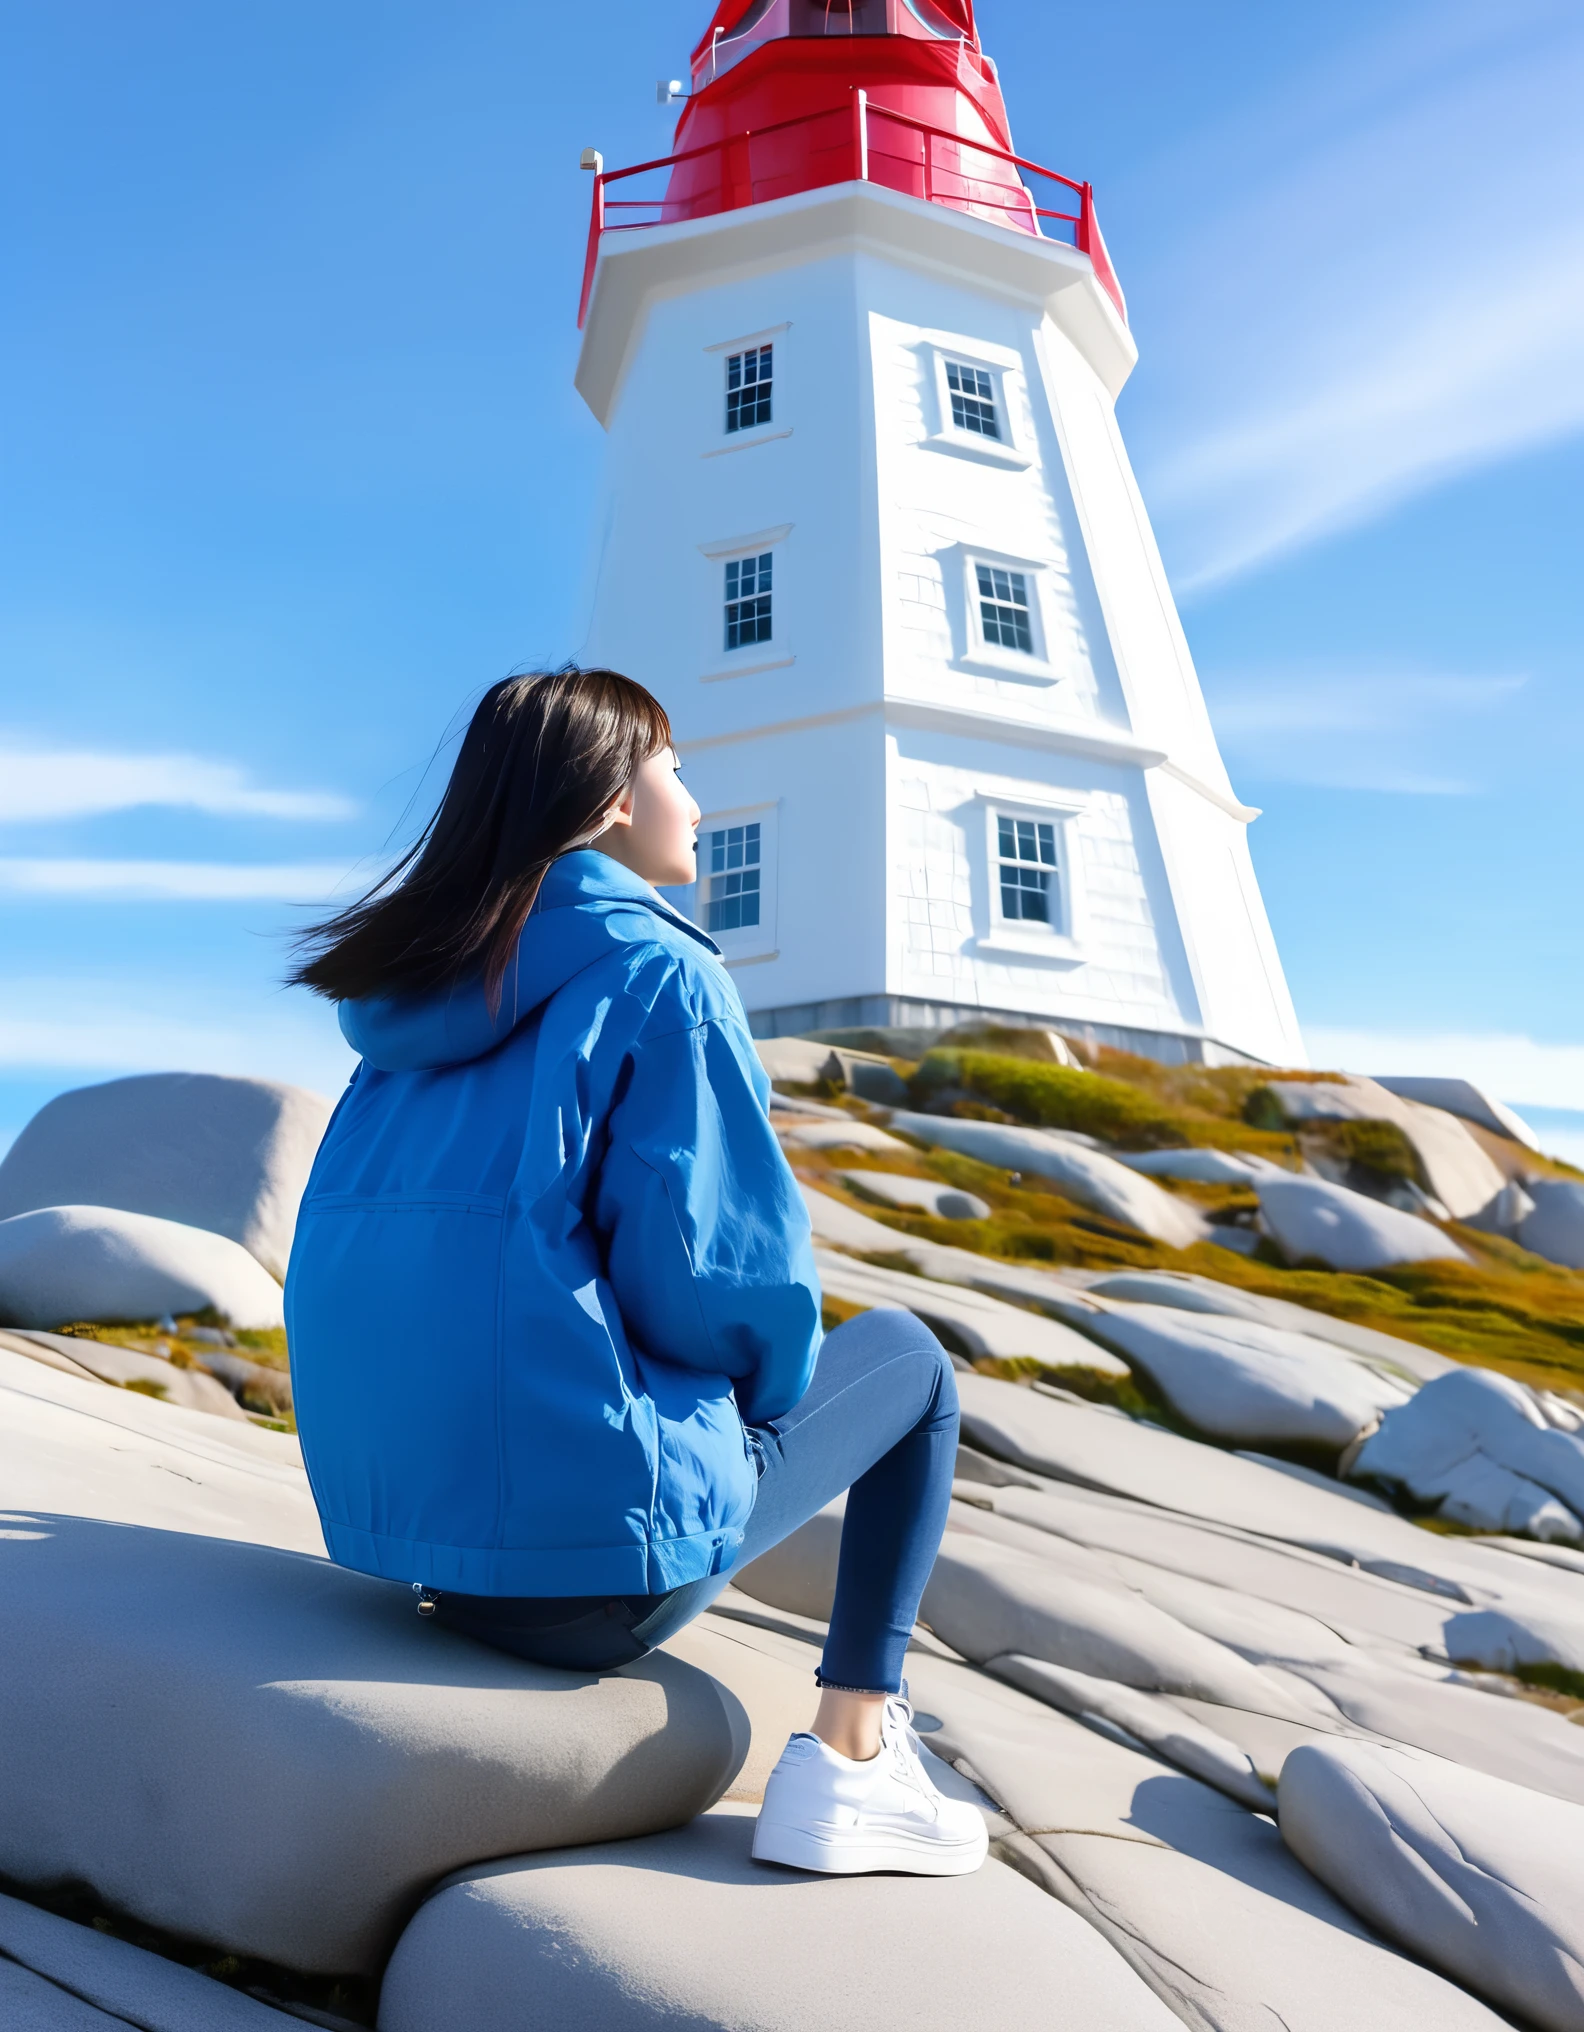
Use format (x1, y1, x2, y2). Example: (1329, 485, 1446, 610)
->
(1255, 1174, 1468, 1271)
(0, 1345, 319, 1552)
(906, 1650, 1513, 2031)
(774, 1117, 912, 1155)
(1261, 1077, 1506, 1221)
(0, 1074, 332, 1282)
(1346, 1369, 1584, 1539)
(1084, 1269, 1457, 1384)
(734, 1495, 1306, 1717)
(985, 1653, 1275, 1809)
(799, 1181, 906, 1249)
(885, 1112, 1206, 1248)
(755, 1036, 909, 1104)
(1115, 1148, 1273, 1184)
(1519, 1180, 1584, 1269)
(1279, 1740, 1584, 2032)
(1073, 1302, 1410, 1449)
(0, 1205, 287, 1331)
(838, 1170, 991, 1221)
(1373, 1076, 1541, 1151)
(0, 1327, 250, 1421)
(0, 1515, 748, 1975)
(378, 1804, 1184, 2032)
(756, 1036, 843, 1085)
(813, 1249, 1127, 1372)
(0, 1888, 299, 2029)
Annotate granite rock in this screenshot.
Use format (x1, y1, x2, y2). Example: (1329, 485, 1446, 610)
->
(1256, 1174, 1468, 1271)
(1280, 1740, 1584, 2031)
(0, 1073, 331, 1281)
(884, 1112, 1206, 1248)
(0, 1205, 287, 1330)
(379, 1804, 1184, 2032)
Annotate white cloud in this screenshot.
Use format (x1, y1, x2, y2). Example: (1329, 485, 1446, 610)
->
(0, 981, 356, 1102)
(1138, 3, 1584, 589)
(1303, 1025, 1584, 1119)
(1207, 671, 1523, 794)
(0, 859, 359, 900)
(0, 745, 356, 823)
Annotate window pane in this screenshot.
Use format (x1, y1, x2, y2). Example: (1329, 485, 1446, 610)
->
(995, 811, 1058, 926)
(945, 359, 999, 439)
(703, 824, 765, 933)
(724, 552, 773, 650)
(975, 563, 1032, 654)
(726, 343, 774, 433)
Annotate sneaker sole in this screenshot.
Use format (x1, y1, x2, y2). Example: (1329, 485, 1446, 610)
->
(751, 1818, 989, 1877)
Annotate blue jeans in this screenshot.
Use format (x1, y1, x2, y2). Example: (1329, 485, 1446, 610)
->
(432, 1309, 958, 1694)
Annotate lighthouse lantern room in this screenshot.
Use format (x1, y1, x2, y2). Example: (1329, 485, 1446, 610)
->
(576, 0, 1304, 1067)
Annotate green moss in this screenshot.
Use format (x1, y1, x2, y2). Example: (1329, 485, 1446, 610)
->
(121, 1377, 169, 1399)
(908, 1049, 1296, 1156)
(1512, 1660, 1584, 1701)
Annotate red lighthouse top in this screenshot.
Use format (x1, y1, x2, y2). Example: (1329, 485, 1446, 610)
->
(578, 0, 1125, 327)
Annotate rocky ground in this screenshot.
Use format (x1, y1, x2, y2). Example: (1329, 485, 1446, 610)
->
(1, 1040, 1583, 2028)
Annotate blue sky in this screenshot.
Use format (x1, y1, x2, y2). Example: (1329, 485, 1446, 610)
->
(3, 1, 1581, 1154)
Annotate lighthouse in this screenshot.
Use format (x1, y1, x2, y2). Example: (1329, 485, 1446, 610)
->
(576, 0, 1305, 1069)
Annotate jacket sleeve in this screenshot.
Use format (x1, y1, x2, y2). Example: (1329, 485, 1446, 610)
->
(594, 1012, 822, 1425)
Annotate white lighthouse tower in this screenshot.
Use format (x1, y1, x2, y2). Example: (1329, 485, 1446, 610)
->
(577, 0, 1304, 1068)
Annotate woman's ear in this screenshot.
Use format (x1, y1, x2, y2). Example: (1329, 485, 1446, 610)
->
(593, 783, 637, 837)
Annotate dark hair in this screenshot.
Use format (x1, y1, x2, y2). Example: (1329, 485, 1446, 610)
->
(289, 667, 672, 1007)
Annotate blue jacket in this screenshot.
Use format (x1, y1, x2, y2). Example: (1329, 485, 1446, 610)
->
(285, 851, 822, 1597)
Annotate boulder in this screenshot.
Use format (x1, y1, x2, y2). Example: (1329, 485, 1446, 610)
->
(1074, 1302, 1410, 1449)
(1255, 1174, 1468, 1271)
(1519, 1180, 1584, 1270)
(0, 1515, 748, 1974)
(0, 1205, 286, 1330)
(378, 1805, 1184, 2032)
(774, 1117, 912, 1155)
(0, 1074, 332, 1281)
(734, 1496, 1304, 1717)
(1279, 1740, 1584, 2032)
(1115, 1148, 1273, 1184)
(1084, 1269, 1456, 1384)
(906, 1649, 1514, 2031)
(838, 1169, 990, 1221)
(885, 1112, 1206, 1248)
(1373, 1076, 1541, 1151)
(0, 1889, 299, 2029)
(0, 1326, 250, 1420)
(1261, 1077, 1506, 1220)
(985, 1652, 1274, 1809)
(813, 1248, 1127, 1372)
(0, 1345, 320, 1552)
(1346, 1368, 1584, 1539)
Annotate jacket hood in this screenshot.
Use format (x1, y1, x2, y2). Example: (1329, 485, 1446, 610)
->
(338, 851, 719, 1073)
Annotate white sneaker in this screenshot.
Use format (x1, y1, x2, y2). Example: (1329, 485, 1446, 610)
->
(751, 1694, 989, 1876)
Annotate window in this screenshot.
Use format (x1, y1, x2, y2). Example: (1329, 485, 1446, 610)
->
(996, 815, 1058, 924)
(726, 344, 773, 433)
(725, 552, 773, 650)
(704, 822, 762, 933)
(976, 564, 1033, 653)
(945, 359, 999, 438)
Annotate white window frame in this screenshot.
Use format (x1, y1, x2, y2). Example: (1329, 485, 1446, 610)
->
(691, 802, 779, 964)
(922, 342, 1031, 469)
(702, 323, 793, 457)
(975, 793, 1087, 962)
(956, 543, 1058, 683)
(697, 525, 795, 682)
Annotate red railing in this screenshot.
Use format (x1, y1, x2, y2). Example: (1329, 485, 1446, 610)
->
(579, 90, 1126, 328)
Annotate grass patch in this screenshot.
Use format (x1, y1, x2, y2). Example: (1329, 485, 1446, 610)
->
(908, 1049, 1296, 1157)
(121, 1377, 169, 1399)
(1513, 1660, 1584, 1702)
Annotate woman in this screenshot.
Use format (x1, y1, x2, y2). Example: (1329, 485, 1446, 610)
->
(286, 667, 983, 1878)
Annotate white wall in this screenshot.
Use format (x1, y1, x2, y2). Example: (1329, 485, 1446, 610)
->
(578, 185, 1306, 1064)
